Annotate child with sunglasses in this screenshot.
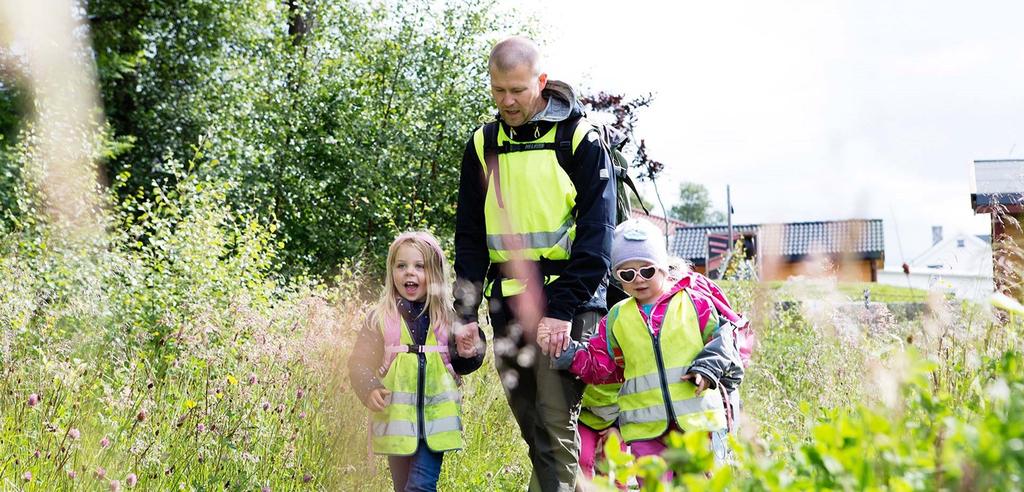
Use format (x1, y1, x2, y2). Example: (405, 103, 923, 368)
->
(547, 219, 745, 481)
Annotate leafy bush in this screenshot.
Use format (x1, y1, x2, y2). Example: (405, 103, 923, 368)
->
(588, 280, 1024, 491)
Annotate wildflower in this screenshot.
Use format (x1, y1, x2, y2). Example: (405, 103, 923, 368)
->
(33, 449, 40, 458)
(110, 479, 121, 491)
(68, 470, 77, 479)
(95, 467, 106, 479)
(126, 473, 138, 487)
(23, 471, 31, 482)
(69, 428, 81, 440)
(136, 409, 146, 422)
(227, 375, 238, 386)
(261, 487, 271, 492)
(298, 411, 306, 420)
(100, 436, 110, 448)
(184, 399, 197, 410)
(296, 388, 305, 399)
(27, 393, 39, 407)
(275, 403, 285, 414)
(248, 374, 257, 385)
(197, 423, 206, 433)
(302, 473, 312, 483)
(261, 401, 270, 411)
(988, 378, 1011, 402)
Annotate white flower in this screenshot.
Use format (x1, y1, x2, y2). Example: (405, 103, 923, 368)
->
(987, 378, 1010, 402)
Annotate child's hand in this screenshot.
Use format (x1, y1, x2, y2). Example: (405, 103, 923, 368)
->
(597, 426, 621, 447)
(681, 372, 710, 396)
(367, 388, 391, 412)
(455, 322, 481, 358)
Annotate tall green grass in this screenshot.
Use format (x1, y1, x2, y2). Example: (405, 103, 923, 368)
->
(3, 156, 1022, 490)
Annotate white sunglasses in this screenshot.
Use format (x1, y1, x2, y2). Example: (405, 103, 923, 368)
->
(615, 265, 658, 283)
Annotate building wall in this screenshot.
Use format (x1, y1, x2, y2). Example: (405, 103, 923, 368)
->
(877, 270, 993, 300)
(757, 256, 875, 282)
(993, 212, 1024, 300)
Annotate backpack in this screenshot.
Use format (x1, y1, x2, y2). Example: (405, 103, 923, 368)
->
(577, 121, 650, 308)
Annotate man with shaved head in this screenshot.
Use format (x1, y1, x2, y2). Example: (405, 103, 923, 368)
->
(453, 36, 616, 491)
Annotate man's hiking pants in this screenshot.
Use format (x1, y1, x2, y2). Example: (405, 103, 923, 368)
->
(488, 295, 601, 492)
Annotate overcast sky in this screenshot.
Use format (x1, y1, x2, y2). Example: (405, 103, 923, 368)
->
(513, 0, 1023, 269)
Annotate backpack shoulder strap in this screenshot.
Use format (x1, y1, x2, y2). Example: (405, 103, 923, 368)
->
(553, 115, 591, 178)
(479, 121, 500, 187)
(604, 300, 629, 365)
(482, 121, 500, 151)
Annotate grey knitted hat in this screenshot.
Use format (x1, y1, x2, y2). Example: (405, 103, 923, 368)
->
(610, 219, 668, 271)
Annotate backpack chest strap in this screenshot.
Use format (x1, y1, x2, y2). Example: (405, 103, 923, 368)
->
(384, 344, 449, 355)
(495, 141, 572, 154)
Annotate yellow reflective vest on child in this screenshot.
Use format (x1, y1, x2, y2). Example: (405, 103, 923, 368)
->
(610, 295, 728, 442)
(372, 315, 463, 455)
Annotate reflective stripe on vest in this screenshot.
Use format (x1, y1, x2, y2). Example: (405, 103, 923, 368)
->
(371, 315, 463, 455)
(610, 295, 727, 442)
(485, 218, 575, 252)
(373, 416, 463, 438)
(387, 390, 462, 407)
(579, 382, 622, 431)
(474, 121, 594, 297)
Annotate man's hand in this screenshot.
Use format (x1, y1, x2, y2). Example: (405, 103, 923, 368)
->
(681, 372, 710, 396)
(539, 317, 571, 358)
(536, 322, 550, 349)
(455, 322, 481, 358)
(367, 388, 391, 412)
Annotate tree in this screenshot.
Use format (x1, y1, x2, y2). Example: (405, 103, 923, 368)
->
(669, 181, 725, 224)
(66, 0, 511, 275)
(580, 92, 671, 220)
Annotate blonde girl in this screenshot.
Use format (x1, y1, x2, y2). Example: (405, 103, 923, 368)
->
(348, 231, 485, 492)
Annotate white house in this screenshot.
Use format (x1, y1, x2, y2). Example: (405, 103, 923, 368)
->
(877, 226, 994, 299)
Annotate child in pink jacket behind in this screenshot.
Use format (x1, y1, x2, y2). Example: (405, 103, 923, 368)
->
(548, 219, 745, 482)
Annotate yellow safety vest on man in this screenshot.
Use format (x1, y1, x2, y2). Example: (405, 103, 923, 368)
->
(609, 294, 728, 443)
(371, 316, 464, 455)
(473, 120, 595, 296)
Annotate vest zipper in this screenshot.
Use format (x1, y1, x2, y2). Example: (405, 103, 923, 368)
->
(417, 351, 426, 440)
(646, 312, 677, 428)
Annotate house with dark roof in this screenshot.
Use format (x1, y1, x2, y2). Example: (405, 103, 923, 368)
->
(669, 219, 885, 281)
(877, 227, 992, 299)
(971, 159, 1024, 299)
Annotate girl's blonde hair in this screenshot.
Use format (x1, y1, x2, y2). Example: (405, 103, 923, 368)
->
(666, 255, 692, 283)
(374, 230, 455, 329)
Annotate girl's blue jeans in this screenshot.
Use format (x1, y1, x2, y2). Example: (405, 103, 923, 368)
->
(388, 440, 444, 492)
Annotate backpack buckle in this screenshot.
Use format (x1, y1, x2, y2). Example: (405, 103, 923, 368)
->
(406, 344, 424, 354)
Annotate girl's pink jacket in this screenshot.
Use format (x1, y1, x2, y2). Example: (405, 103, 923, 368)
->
(569, 272, 745, 385)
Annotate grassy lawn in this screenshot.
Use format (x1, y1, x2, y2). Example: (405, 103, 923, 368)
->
(719, 279, 928, 303)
